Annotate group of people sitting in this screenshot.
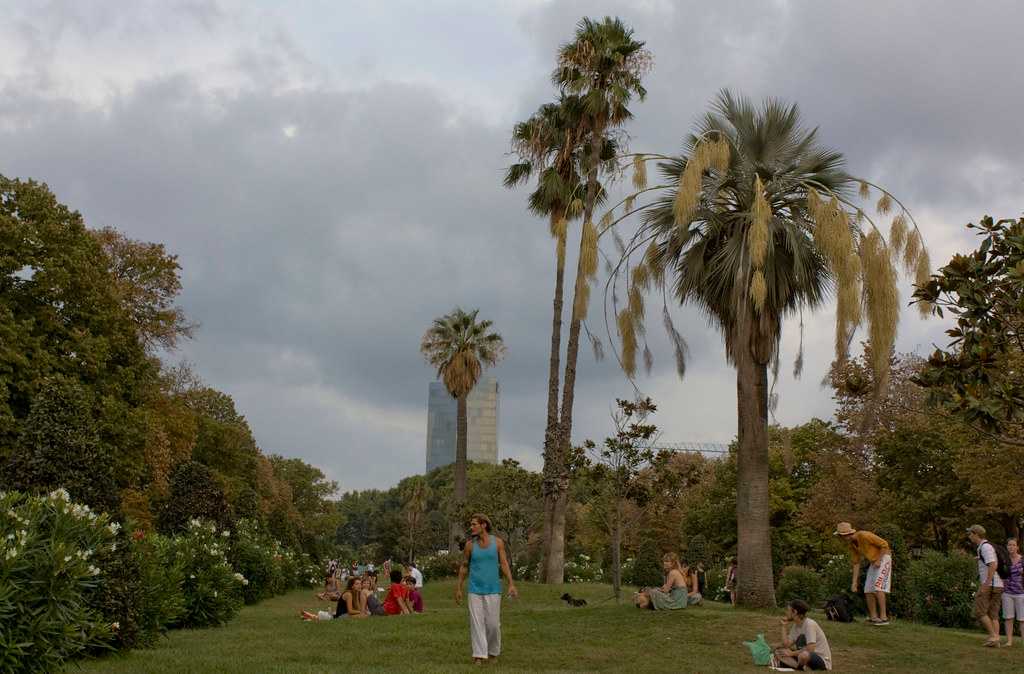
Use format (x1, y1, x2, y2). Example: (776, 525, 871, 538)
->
(302, 560, 425, 621)
(633, 553, 705, 610)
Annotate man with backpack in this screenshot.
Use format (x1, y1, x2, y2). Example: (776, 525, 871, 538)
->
(967, 524, 1008, 647)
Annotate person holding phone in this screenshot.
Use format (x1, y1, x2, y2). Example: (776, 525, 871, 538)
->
(454, 513, 518, 665)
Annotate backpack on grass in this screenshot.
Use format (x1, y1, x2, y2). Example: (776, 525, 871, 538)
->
(824, 595, 853, 623)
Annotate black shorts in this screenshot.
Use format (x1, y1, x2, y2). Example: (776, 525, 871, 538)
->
(802, 652, 827, 671)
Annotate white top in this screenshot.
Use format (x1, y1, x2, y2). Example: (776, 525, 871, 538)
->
(410, 566, 424, 588)
(977, 542, 1004, 588)
(788, 617, 832, 670)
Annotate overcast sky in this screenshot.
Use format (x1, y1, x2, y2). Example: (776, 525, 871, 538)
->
(2, 1, 1021, 493)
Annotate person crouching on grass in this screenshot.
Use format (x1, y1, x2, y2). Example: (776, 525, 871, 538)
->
(775, 599, 833, 671)
(834, 522, 892, 625)
(455, 513, 518, 665)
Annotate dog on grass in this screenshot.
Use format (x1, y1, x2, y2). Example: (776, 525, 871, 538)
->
(560, 592, 587, 607)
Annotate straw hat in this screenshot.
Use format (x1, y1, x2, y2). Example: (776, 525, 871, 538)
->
(833, 522, 857, 536)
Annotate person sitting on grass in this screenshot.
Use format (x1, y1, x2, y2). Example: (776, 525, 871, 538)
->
(301, 577, 367, 621)
(634, 553, 690, 610)
(382, 569, 413, 615)
(775, 599, 833, 671)
(404, 575, 424, 613)
(682, 561, 703, 606)
(316, 568, 341, 602)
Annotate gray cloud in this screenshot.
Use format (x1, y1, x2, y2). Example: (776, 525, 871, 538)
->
(1, 1, 1021, 491)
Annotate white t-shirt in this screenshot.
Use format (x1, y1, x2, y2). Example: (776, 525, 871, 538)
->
(788, 617, 832, 670)
(410, 567, 424, 588)
(977, 542, 1004, 588)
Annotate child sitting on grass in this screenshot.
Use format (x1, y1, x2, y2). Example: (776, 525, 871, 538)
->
(382, 569, 413, 615)
(404, 575, 424, 613)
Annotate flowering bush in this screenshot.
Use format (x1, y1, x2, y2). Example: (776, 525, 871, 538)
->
(160, 519, 245, 628)
(294, 552, 321, 589)
(131, 530, 184, 646)
(0, 489, 116, 673)
(564, 554, 604, 583)
(228, 520, 281, 604)
(419, 550, 461, 579)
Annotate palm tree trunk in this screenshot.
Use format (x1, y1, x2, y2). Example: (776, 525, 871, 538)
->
(540, 232, 567, 582)
(734, 332, 776, 608)
(544, 123, 605, 584)
(450, 393, 469, 553)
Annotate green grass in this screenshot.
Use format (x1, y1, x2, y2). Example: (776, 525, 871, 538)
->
(79, 581, 1024, 673)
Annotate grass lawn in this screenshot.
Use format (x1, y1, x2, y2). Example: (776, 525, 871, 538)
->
(79, 581, 1024, 673)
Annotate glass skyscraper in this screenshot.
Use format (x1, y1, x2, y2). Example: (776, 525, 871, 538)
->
(425, 376, 499, 473)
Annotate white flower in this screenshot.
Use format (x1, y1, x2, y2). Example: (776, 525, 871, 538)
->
(233, 572, 246, 583)
(111, 622, 120, 630)
(64, 555, 72, 562)
(49, 488, 71, 502)
(5, 534, 12, 540)
(111, 543, 117, 552)
(221, 530, 230, 538)
(4, 549, 15, 560)
(107, 522, 121, 535)
(88, 565, 101, 576)
(213, 591, 218, 598)
(243, 579, 249, 586)
(190, 574, 196, 579)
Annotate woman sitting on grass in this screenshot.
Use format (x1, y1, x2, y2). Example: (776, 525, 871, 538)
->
(316, 569, 342, 602)
(634, 553, 690, 610)
(682, 562, 703, 606)
(301, 577, 367, 621)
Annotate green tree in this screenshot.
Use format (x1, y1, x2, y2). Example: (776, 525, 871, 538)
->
(913, 216, 1024, 447)
(610, 92, 928, 605)
(420, 308, 505, 551)
(584, 397, 657, 602)
(542, 15, 651, 584)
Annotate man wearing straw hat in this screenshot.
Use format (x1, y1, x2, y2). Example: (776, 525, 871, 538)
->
(834, 522, 892, 625)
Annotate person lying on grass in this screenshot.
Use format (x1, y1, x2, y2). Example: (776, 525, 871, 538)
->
(634, 553, 691, 610)
(382, 569, 414, 615)
(301, 577, 368, 621)
(774, 599, 833, 671)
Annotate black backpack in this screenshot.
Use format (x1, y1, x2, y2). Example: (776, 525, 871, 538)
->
(982, 541, 1013, 582)
(824, 595, 853, 623)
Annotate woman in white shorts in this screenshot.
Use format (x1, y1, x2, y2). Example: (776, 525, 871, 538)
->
(1003, 538, 1023, 646)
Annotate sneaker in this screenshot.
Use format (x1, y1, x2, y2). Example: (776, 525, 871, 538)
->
(871, 619, 890, 626)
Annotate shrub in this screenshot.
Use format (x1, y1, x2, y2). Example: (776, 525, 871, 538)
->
(904, 550, 976, 628)
(229, 520, 279, 604)
(564, 554, 604, 583)
(85, 528, 144, 651)
(628, 539, 664, 588)
(160, 519, 245, 628)
(418, 550, 461, 580)
(776, 565, 824, 607)
(132, 530, 184, 646)
(705, 565, 729, 603)
(0, 489, 116, 673)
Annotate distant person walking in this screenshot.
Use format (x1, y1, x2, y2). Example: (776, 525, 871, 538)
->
(409, 561, 424, 588)
(967, 525, 1005, 647)
(1002, 538, 1023, 647)
(454, 513, 518, 665)
(834, 522, 892, 625)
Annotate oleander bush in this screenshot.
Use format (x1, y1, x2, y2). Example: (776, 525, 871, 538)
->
(419, 550, 461, 580)
(565, 554, 604, 583)
(229, 519, 282, 604)
(162, 519, 246, 628)
(133, 530, 185, 645)
(0, 489, 116, 674)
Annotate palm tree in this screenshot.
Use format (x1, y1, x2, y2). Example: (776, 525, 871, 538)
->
(420, 308, 506, 551)
(608, 90, 929, 606)
(540, 16, 650, 583)
(401, 477, 430, 563)
(504, 94, 617, 582)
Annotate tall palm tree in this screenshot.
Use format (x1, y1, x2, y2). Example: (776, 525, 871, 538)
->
(541, 16, 650, 583)
(420, 308, 506, 551)
(608, 91, 929, 606)
(504, 94, 615, 582)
